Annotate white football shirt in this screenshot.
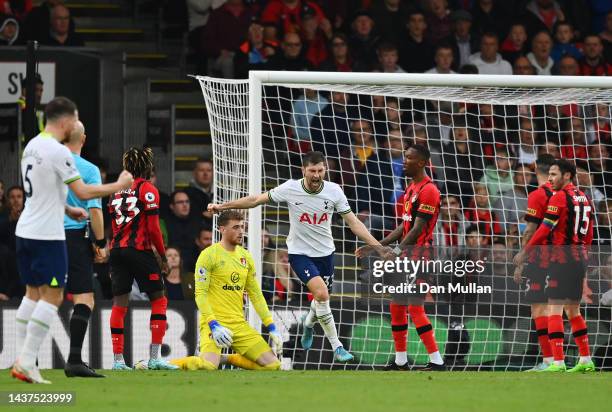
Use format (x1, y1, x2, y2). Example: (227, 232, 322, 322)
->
(15, 132, 81, 240)
(268, 179, 351, 257)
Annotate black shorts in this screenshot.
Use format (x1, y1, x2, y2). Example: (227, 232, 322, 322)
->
(547, 260, 587, 301)
(65, 229, 94, 294)
(523, 262, 548, 304)
(109, 248, 165, 297)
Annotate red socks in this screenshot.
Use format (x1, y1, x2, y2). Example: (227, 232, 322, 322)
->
(534, 316, 552, 359)
(548, 314, 565, 362)
(408, 305, 438, 354)
(150, 296, 168, 345)
(570, 315, 590, 357)
(390, 303, 407, 353)
(110, 305, 128, 355)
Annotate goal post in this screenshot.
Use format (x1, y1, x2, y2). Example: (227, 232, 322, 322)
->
(195, 71, 612, 370)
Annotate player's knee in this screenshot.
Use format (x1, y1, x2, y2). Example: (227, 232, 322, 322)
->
(261, 360, 281, 371)
(312, 286, 329, 302)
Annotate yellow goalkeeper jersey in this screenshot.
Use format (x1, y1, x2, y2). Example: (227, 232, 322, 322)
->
(194, 242, 273, 327)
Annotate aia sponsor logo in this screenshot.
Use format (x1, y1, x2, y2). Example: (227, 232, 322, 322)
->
(299, 212, 329, 224)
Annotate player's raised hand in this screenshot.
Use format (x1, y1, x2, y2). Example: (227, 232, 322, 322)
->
(66, 206, 89, 221)
(117, 170, 134, 189)
(209, 320, 233, 349)
(268, 323, 283, 357)
(207, 203, 223, 214)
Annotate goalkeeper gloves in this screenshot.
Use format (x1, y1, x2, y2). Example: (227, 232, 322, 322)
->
(268, 323, 283, 356)
(209, 320, 233, 349)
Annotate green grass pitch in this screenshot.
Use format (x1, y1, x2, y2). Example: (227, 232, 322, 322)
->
(1, 370, 610, 412)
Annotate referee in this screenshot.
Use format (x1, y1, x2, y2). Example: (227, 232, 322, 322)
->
(63, 121, 105, 378)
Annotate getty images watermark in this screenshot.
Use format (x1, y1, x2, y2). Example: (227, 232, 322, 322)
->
(369, 255, 492, 295)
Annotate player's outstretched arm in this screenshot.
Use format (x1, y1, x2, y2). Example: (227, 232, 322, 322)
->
(69, 170, 134, 200)
(207, 192, 270, 214)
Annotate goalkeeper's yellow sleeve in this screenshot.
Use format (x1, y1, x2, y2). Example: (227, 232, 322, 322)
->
(194, 250, 216, 324)
(245, 254, 274, 327)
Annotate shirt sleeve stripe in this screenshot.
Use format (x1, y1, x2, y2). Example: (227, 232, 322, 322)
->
(267, 191, 274, 203)
(64, 176, 81, 184)
(337, 209, 352, 215)
(416, 211, 434, 221)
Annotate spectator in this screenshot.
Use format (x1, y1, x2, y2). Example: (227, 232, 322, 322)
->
(0, 0, 32, 21)
(0, 240, 23, 299)
(556, 54, 580, 75)
(598, 255, 612, 306)
(376, 42, 404, 73)
(339, 119, 394, 232)
(186, 0, 216, 74)
(22, 0, 73, 41)
(262, 248, 299, 304)
(163, 247, 195, 301)
(384, 129, 406, 204)
(301, 9, 332, 68)
(373, 97, 403, 143)
(371, 0, 412, 45)
(0, 185, 24, 251)
(17, 73, 45, 133)
(440, 121, 484, 206)
(514, 117, 538, 166)
(513, 55, 536, 75)
(576, 167, 604, 206)
(202, 0, 253, 79)
(459, 63, 479, 73)
(493, 165, 531, 229)
(260, 0, 327, 38)
(464, 183, 502, 240)
(479, 148, 514, 205)
(471, 0, 511, 40)
(399, 10, 434, 73)
(521, 0, 565, 37)
(560, 116, 588, 160)
(267, 32, 312, 71)
(291, 88, 328, 141)
(551, 21, 583, 63)
(184, 158, 214, 222)
(600, 10, 612, 63)
(234, 19, 277, 79)
(424, 0, 452, 45)
(40, 3, 83, 46)
(591, 103, 611, 146)
(319, 32, 360, 71)
(501, 22, 529, 65)
(469, 32, 513, 75)
(348, 10, 380, 71)
(309, 91, 352, 160)
(445, 9, 479, 70)
(434, 194, 470, 252)
(0, 14, 19, 45)
(586, 144, 612, 200)
(579, 34, 612, 76)
(527, 31, 554, 75)
(426, 44, 456, 74)
(185, 224, 213, 272)
(163, 190, 202, 263)
(594, 199, 612, 245)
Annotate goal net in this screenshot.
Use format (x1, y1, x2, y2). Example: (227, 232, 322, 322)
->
(196, 72, 612, 371)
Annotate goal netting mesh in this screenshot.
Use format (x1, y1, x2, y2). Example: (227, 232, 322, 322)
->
(196, 74, 612, 371)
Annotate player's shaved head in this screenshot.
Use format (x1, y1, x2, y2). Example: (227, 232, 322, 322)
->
(67, 120, 85, 144)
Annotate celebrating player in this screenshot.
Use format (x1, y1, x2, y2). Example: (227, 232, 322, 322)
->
(170, 210, 282, 371)
(208, 151, 384, 362)
(108, 147, 178, 371)
(513, 154, 556, 371)
(367, 144, 445, 371)
(11, 97, 134, 384)
(63, 121, 106, 378)
(517, 159, 595, 373)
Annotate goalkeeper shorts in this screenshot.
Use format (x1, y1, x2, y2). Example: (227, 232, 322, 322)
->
(200, 321, 271, 361)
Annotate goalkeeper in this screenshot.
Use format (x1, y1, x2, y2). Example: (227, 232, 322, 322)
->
(170, 210, 282, 371)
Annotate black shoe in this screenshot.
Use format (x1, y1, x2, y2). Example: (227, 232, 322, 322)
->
(418, 362, 446, 371)
(383, 359, 410, 371)
(64, 362, 105, 378)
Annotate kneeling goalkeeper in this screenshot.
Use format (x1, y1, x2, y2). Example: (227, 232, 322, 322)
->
(171, 210, 282, 371)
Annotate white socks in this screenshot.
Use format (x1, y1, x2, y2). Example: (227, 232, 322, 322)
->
(429, 351, 444, 365)
(554, 360, 565, 367)
(15, 297, 37, 358)
(579, 356, 592, 364)
(19, 300, 58, 369)
(544, 356, 553, 365)
(314, 300, 342, 350)
(395, 351, 407, 365)
(304, 300, 317, 329)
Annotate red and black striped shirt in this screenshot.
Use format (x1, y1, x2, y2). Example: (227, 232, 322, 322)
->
(109, 178, 165, 255)
(401, 175, 440, 246)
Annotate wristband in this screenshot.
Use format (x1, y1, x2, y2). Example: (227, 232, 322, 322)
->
(94, 238, 107, 249)
(393, 246, 402, 256)
(268, 323, 277, 333)
(209, 320, 220, 330)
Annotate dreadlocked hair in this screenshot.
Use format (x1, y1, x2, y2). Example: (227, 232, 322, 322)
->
(123, 147, 154, 179)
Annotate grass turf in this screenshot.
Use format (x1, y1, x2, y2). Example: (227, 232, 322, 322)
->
(1, 370, 610, 412)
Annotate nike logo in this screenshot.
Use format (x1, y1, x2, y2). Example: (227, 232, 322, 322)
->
(295, 202, 303, 205)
